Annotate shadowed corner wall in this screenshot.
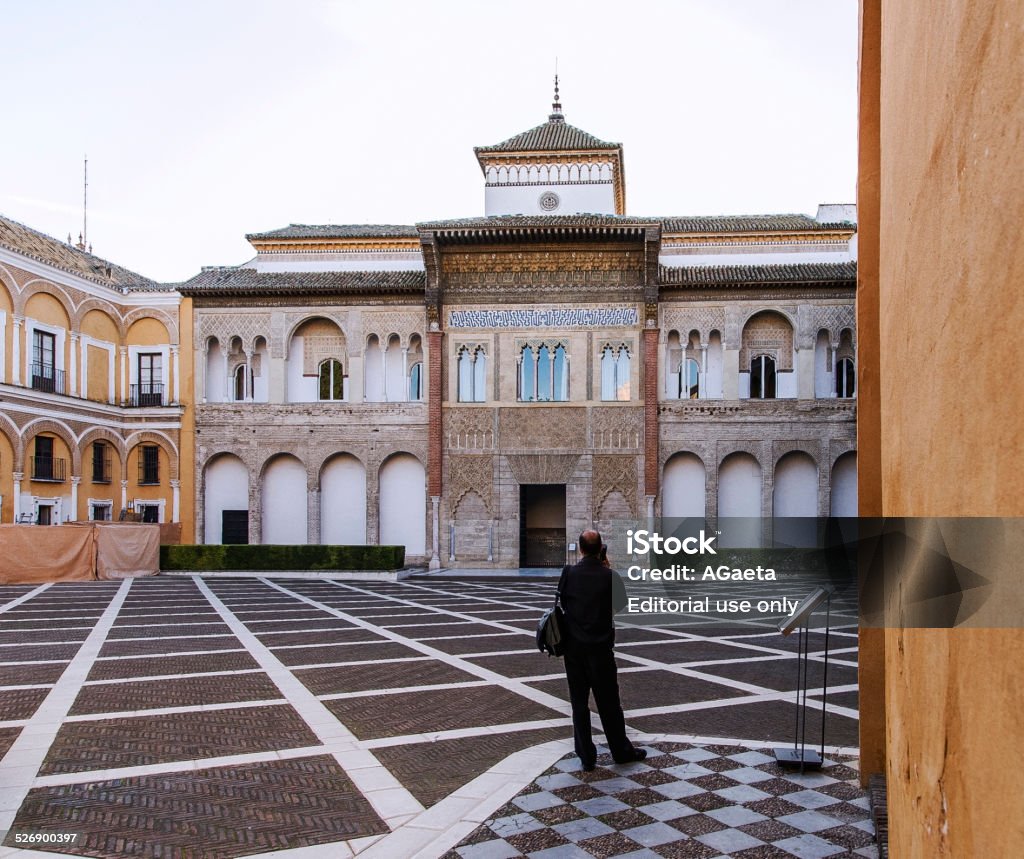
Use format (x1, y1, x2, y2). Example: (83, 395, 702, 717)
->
(858, 1, 1024, 856)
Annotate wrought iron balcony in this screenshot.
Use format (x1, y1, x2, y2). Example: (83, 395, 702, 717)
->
(30, 363, 65, 395)
(32, 455, 66, 482)
(128, 383, 165, 407)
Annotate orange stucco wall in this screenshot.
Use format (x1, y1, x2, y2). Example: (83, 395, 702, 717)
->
(860, 1, 1024, 855)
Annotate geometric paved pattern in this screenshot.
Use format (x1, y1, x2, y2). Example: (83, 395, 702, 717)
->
(0, 574, 870, 858)
(446, 743, 877, 858)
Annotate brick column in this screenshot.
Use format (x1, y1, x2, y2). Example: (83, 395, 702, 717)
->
(427, 330, 443, 569)
(642, 328, 660, 503)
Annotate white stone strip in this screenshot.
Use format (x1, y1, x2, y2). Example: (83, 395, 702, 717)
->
(0, 585, 51, 613)
(0, 640, 88, 648)
(92, 648, 248, 661)
(0, 719, 29, 730)
(193, 577, 425, 826)
(29, 742, 329, 788)
(0, 578, 131, 831)
(62, 698, 288, 723)
(102, 633, 236, 642)
(318, 680, 494, 701)
(290, 656, 434, 671)
(634, 731, 861, 757)
(361, 719, 570, 751)
(358, 738, 573, 859)
(81, 668, 265, 686)
(0, 660, 68, 668)
(622, 683, 861, 719)
(263, 581, 571, 717)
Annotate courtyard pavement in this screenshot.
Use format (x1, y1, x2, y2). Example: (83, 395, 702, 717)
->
(0, 575, 870, 859)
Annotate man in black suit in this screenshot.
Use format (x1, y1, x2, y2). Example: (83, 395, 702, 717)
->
(559, 529, 646, 771)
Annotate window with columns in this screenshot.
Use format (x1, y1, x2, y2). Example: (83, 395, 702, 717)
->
(600, 344, 631, 401)
(518, 342, 568, 402)
(318, 358, 346, 401)
(457, 346, 486, 402)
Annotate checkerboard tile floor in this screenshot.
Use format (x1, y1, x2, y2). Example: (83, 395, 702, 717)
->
(448, 743, 876, 858)
(0, 576, 871, 858)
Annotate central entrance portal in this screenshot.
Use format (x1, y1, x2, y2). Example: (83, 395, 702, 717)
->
(519, 484, 567, 567)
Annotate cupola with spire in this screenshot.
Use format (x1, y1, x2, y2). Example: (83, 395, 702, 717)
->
(473, 77, 625, 216)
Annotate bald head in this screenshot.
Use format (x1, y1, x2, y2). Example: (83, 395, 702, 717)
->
(579, 529, 603, 557)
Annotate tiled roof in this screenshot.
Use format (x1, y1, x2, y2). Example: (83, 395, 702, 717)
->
(475, 119, 620, 154)
(419, 214, 656, 230)
(0, 213, 162, 291)
(246, 224, 418, 240)
(659, 260, 857, 286)
(661, 214, 855, 232)
(179, 267, 426, 297)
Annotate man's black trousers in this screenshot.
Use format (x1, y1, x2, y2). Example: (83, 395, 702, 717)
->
(563, 639, 636, 767)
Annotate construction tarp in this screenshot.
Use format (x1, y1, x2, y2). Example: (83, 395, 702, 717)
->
(0, 523, 161, 583)
(0, 524, 95, 583)
(94, 523, 160, 580)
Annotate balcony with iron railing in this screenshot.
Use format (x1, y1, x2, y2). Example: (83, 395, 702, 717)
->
(32, 454, 66, 482)
(128, 383, 165, 407)
(30, 363, 65, 395)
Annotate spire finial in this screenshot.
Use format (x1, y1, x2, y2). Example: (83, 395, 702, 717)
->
(549, 63, 564, 123)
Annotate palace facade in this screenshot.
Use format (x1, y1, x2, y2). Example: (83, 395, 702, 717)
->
(0, 94, 857, 568)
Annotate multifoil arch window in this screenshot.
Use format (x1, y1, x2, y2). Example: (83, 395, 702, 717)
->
(518, 340, 568, 402)
(599, 343, 631, 401)
(457, 345, 486, 403)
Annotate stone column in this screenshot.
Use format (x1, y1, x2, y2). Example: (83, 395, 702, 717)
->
(431, 496, 442, 569)
(427, 329, 444, 570)
(171, 479, 181, 523)
(248, 475, 261, 545)
(120, 479, 128, 516)
(119, 346, 128, 405)
(69, 333, 79, 397)
(12, 472, 22, 522)
(642, 328, 660, 500)
(830, 344, 839, 397)
(171, 346, 180, 404)
(70, 476, 80, 522)
(308, 487, 320, 545)
(12, 316, 22, 385)
(700, 343, 708, 399)
(381, 344, 389, 402)
(401, 347, 409, 400)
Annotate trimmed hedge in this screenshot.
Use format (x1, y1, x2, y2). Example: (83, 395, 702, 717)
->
(160, 544, 405, 572)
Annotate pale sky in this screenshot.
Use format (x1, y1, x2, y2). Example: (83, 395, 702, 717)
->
(0, 0, 858, 282)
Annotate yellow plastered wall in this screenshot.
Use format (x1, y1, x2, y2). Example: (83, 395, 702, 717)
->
(26, 432, 72, 486)
(126, 317, 172, 403)
(24, 293, 72, 378)
(81, 309, 120, 403)
(0, 280, 13, 385)
(0, 430, 14, 523)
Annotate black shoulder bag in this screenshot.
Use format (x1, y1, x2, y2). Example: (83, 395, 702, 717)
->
(537, 566, 569, 657)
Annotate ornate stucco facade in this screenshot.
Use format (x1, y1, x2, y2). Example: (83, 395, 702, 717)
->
(0, 95, 857, 566)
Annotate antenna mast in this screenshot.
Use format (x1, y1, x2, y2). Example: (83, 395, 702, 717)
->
(82, 156, 88, 250)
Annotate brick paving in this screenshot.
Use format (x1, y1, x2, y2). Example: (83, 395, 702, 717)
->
(0, 575, 872, 858)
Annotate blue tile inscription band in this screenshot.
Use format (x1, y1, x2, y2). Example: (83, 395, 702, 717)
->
(448, 307, 639, 328)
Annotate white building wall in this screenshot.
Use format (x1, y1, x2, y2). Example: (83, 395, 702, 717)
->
(321, 454, 367, 544)
(831, 452, 858, 516)
(206, 342, 226, 403)
(286, 337, 320, 403)
(484, 183, 615, 217)
(253, 341, 270, 402)
(814, 332, 832, 397)
(718, 453, 762, 547)
(262, 455, 308, 544)
(203, 454, 248, 544)
(662, 453, 706, 518)
(379, 453, 425, 555)
(773, 452, 818, 547)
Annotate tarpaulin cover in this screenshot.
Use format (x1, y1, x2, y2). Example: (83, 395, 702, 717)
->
(0, 524, 95, 583)
(93, 523, 160, 579)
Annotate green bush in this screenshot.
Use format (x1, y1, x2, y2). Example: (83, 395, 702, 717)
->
(160, 544, 405, 572)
